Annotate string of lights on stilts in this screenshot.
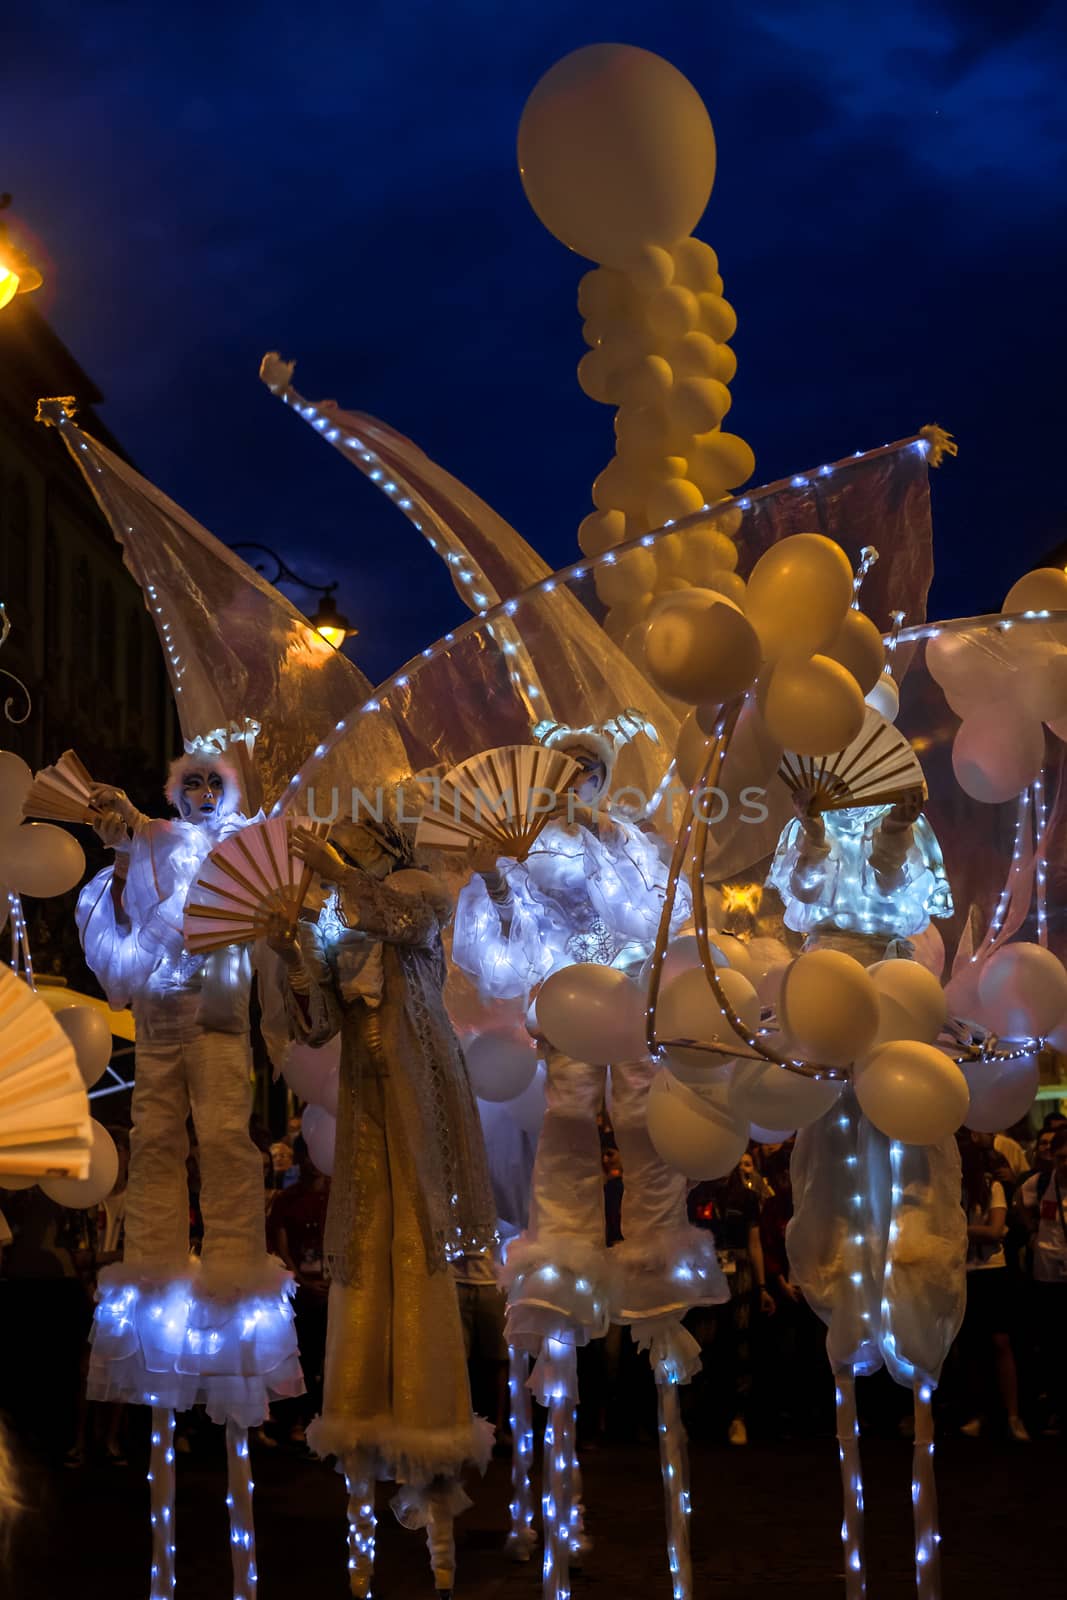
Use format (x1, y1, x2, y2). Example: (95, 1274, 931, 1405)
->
(506, 1344, 537, 1562)
(343, 1461, 376, 1600)
(539, 1336, 578, 1600)
(655, 1363, 694, 1600)
(225, 1421, 257, 1600)
(148, 1406, 177, 1600)
(911, 1382, 941, 1600)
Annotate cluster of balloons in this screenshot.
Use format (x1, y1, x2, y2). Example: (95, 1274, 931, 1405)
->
(931, 569, 1067, 805)
(0, 751, 86, 924)
(643, 533, 886, 760)
(516, 43, 755, 645)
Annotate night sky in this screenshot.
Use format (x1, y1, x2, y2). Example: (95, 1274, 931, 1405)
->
(7, 2, 1067, 683)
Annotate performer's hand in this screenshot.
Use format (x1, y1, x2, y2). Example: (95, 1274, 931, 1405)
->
(792, 786, 825, 843)
(89, 784, 139, 826)
(94, 809, 130, 849)
(291, 827, 349, 881)
(466, 840, 502, 876)
(886, 788, 923, 830)
(265, 910, 301, 964)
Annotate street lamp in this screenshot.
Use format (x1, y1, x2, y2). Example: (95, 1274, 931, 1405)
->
(229, 543, 357, 649)
(0, 196, 43, 310)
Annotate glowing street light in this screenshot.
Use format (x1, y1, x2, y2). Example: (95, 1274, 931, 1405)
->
(0, 196, 43, 309)
(229, 543, 357, 651)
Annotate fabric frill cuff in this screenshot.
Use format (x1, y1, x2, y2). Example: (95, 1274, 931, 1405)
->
(306, 1414, 495, 1485)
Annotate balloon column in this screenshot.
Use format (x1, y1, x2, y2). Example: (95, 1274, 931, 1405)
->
(519, 44, 756, 653)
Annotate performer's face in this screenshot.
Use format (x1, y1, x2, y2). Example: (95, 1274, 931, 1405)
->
(335, 824, 393, 880)
(573, 749, 609, 805)
(179, 768, 225, 823)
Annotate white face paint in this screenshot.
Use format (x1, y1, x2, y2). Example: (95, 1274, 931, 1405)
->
(574, 752, 608, 806)
(179, 769, 225, 824)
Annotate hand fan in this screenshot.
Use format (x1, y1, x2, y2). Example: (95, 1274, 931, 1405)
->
(778, 708, 927, 815)
(414, 744, 583, 861)
(182, 817, 329, 954)
(23, 749, 98, 824)
(0, 964, 91, 1181)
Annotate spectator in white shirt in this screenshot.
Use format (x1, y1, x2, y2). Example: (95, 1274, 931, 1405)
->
(956, 1131, 1028, 1441)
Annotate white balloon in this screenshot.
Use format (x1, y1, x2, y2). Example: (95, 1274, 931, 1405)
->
(3, 822, 85, 898)
(284, 1036, 342, 1106)
(0, 752, 32, 827)
(536, 964, 647, 1064)
(866, 961, 947, 1045)
(778, 950, 880, 1068)
(962, 1053, 1040, 1133)
(55, 1005, 113, 1089)
(41, 1122, 119, 1209)
(749, 1122, 796, 1144)
(730, 1058, 842, 1129)
(855, 1041, 969, 1144)
(647, 1068, 749, 1180)
(977, 943, 1067, 1039)
(657, 965, 759, 1071)
(507, 1060, 547, 1137)
(865, 672, 900, 723)
(708, 933, 755, 981)
(464, 1029, 539, 1103)
(302, 1107, 336, 1176)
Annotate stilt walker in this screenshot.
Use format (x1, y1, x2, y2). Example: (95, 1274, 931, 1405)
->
(268, 816, 497, 1598)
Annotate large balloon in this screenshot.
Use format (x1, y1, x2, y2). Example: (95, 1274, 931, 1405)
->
(302, 1105, 336, 1175)
(657, 965, 759, 1071)
(744, 937, 793, 1006)
(3, 823, 85, 898)
(536, 964, 647, 1064)
(55, 1005, 113, 1089)
(759, 654, 866, 757)
(778, 950, 880, 1067)
(1002, 568, 1067, 615)
(284, 1036, 342, 1108)
(41, 1122, 119, 1209)
(744, 534, 854, 661)
(866, 960, 947, 1045)
(962, 1052, 1040, 1133)
(952, 711, 1045, 805)
(518, 45, 716, 267)
(464, 1029, 539, 1103)
(730, 1057, 842, 1130)
(507, 1060, 547, 1137)
(825, 609, 886, 694)
(0, 752, 32, 827)
(647, 1068, 748, 1180)
(855, 1041, 969, 1144)
(976, 943, 1067, 1039)
(644, 596, 760, 704)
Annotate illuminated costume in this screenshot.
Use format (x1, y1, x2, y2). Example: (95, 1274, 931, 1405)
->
(271, 818, 496, 1600)
(452, 722, 726, 1593)
(767, 747, 964, 1599)
(76, 742, 302, 1600)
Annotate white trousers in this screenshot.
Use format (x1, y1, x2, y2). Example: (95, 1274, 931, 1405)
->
(125, 1029, 265, 1276)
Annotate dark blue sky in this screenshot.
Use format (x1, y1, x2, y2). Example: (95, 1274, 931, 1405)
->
(7, 1, 1066, 682)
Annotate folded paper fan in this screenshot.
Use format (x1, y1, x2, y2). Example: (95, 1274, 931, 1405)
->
(0, 964, 91, 1181)
(183, 817, 329, 954)
(415, 744, 582, 860)
(779, 708, 926, 814)
(23, 749, 97, 824)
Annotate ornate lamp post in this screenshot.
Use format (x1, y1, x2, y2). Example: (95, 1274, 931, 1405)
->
(229, 543, 357, 650)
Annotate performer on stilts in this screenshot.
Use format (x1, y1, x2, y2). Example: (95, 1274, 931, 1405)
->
(768, 716, 963, 1600)
(267, 814, 497, 1600)
(75, 734, 304, 1600)
(452, 719, 727, 1598)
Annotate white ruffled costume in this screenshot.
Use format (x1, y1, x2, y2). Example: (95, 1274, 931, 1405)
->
(76, 807, 303, 1426)
(453, 813, 726, 1355)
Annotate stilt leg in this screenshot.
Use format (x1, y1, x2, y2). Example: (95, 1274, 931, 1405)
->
(224, 1422, 257, 1600)
(656, 1378, 692, 1600)
(426, 1484, 457, 1598)
(912, 1382, 941, 1600)
(148, 1406, 176, 1600)
(568, 1443, 590, 1565)
(342, 1457, 377, 1600)
(507, 1344, 537, 1562)
(542, 1388, 575, 1600)
(835, 1369, 866, 1599)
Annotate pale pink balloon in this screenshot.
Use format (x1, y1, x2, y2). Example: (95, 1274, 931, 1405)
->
(952, 711, 1046, 805)
(961, 1053, 1040, 1133)
(977, 942, 1067, 1039)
